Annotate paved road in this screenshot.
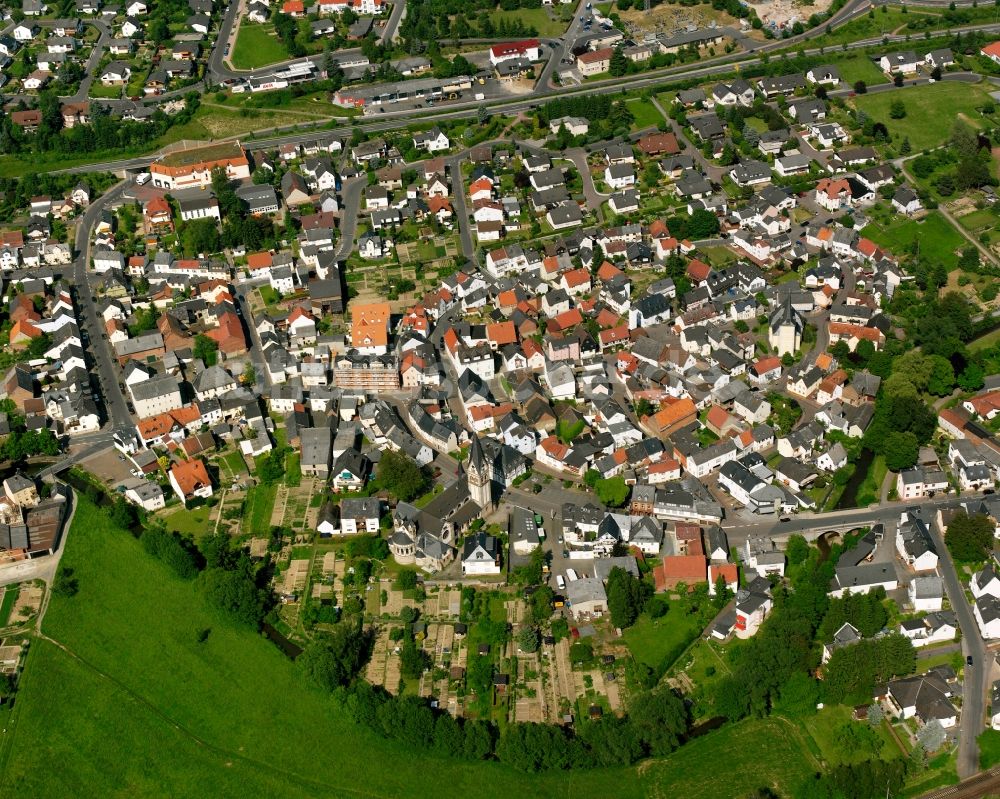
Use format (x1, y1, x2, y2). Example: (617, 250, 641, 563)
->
(71, 182, 133, 430)
(926, 515, 989, 779)
(332, 176, 366, 261)
(446, 152, 475, 261)
(560, 147, 607, 214)
(235, 288, 273, 392)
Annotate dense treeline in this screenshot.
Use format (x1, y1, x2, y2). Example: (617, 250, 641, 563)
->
(538, 95, 616, 125)
(714, 555, 830, 720)
(399, 0, 540, 47)
(0, 172, 116, 222)
(796, 758, 908, 799)
(822, 635, 915, 704)
(338, 678, 689, 771)
(818, 589, 888, 642)
(0, 92, 202, 157)
(140, 527, 202, 579)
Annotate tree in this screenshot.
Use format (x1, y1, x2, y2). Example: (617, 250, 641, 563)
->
(199, 560, 269, 628)
(530, 584, 554, 624)
(180, 217, 221, 256)
(823, 635, 915, 703)
(52, 565, 78, 597)
(298, 625, 370, 690)
(397, 568, 418, 590)
(606, 566, 652, 629)
(958, 362, 985, 391)
(786, 534, 809, 568)
(400, 634, 431, 678)
(853, 80, 867, 94)
(916, 719, 947, 752)
(893, 72, 904, 87)
(867, 702, 885, 726)
(193, 334, 219, 366)
(687, 208, 721, 239)
(926, 355, 956, 396)
(609, 46, 628, 77)
(889, 99, 907, 119)
(595, 476, 629, 508)
(627, 685, 689, 756)
(517, 625, 540, 653)
(946, 512, 994, 562)
(141, 527, 201, 579)
(774, 671, 820, 716)
(376, 450, 429, 502)
(883, 430, 919, 471)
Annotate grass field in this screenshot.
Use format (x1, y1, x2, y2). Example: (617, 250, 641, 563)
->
(0, 496, 649, 798)
(88, 82, 122, 99)
(643, 717, 818, 798)
(860, 211, 965, 271)
(0, 586, 17, 627)
(969, 325, 1000, 353)
(625, 97, 664, 131)
(244, 483, 277, 535)
(799, 706, 901, 765)
(852, 82, 997, 150)
(979, 729, 1000, 769)
(489, 7, 571, 37)
(809, 7, 936, 47)
(230, 24, 293, 70)
(622, 608, 702, 672)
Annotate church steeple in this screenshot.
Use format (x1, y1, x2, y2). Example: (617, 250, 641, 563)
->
(466, 435, 494, 511)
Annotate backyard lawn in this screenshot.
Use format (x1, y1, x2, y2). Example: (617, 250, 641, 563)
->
(859, 211, 966, 271)
(852, 81, 998, 150)
(0, 496, 651, 798)
(798, 705, 901, 765)
(163, 503, 213, 537)
(622, 607, 703, 673)
(833, 55, 890, 87)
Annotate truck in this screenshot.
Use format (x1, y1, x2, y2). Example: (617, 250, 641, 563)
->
(134, 172, 151, 185)
(566, 568, 579, 582)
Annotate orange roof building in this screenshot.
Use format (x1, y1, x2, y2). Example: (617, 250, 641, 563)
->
(654, 555, 708, 592)
(645, 397, 697, 437)
(351, 301, 391, 353)
(168, 458, 213, 505)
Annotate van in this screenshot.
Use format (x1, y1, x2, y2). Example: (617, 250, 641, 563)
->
(556, 574, 566, 591)
(135, 172, 151, 185)
(566, 568, 579, 582)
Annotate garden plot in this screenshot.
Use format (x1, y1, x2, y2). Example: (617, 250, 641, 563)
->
(514, 652, 545, 723)
(427, 587, 461, 618)
(549, 638, 577, 718)
(270, 486, 289, 527)
(10, 583, 43, 625)
(321, 551, 339, 578)
(279, 559, 310, 596)
(365, 624, 404, 695)
(380, 584, 407, 616)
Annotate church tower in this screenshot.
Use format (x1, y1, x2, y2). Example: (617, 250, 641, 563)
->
(466, 435, 495, 511)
